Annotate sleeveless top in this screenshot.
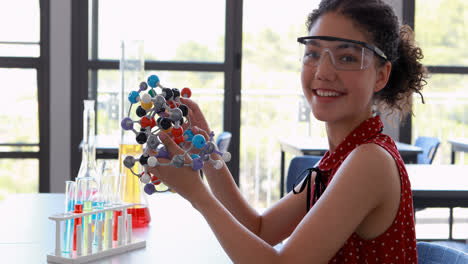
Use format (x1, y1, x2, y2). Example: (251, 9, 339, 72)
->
(309, 116, 417, 263)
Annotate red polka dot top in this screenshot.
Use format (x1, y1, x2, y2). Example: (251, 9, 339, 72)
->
(314, 115, 417, 263)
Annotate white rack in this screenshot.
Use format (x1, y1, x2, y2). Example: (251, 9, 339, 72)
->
(47, 203, 146, 264)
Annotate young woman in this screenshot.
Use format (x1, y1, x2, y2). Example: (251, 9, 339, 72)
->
(149, 0, 427, 262)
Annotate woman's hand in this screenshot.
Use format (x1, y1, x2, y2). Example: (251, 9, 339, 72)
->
(147, 131, 209, 204)
(180, 97, 211, 133)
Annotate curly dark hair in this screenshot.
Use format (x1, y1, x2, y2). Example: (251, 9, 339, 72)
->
(306, 0, 427, 118)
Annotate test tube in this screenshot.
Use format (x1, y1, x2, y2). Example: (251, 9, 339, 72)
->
(74, 176, 97, 251)
(63, 181, 75, 253)
(100, 161, 117, 246)
(73, 180, 84, 251)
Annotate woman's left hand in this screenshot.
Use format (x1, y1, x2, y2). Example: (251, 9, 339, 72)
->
(147, 131, 208, 203)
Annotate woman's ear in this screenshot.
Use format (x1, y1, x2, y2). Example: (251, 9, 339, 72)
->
(374, 61, 392, 93)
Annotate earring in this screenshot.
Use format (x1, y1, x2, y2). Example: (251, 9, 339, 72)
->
(372, 103, 378, 117)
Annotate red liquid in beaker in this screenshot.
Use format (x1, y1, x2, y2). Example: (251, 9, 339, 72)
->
(113, 207, 151, 241)
(73, 204, 83, 251)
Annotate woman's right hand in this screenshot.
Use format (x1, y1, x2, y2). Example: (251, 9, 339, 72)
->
(180, 97, 211, 133)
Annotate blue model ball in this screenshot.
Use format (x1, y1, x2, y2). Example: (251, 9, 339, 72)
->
(183, 129, 194, 142)
(128, 91, 140, 104)
(190, 154, 200, 160)
(147, 75, 160, 88)
(192, 134, 206, 149)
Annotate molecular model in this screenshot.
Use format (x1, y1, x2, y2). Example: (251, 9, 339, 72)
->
(120, 75, 231, 195)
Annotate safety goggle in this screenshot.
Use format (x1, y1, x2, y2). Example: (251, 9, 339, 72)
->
(297, 36, 388, 71)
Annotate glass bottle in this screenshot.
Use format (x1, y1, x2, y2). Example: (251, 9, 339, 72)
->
(74, 100, 99, 250)
(117, 40, 151, 231)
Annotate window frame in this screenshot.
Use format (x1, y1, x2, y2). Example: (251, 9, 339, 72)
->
(0, 0, 50, 193)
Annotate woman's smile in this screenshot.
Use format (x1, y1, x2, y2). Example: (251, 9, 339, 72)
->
(311, 88, 346, 103)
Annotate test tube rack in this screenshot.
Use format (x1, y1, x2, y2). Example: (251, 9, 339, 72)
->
(47, 203, 146, 264)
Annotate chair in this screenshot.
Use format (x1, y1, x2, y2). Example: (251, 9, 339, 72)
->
(415, 136, 440, 164)
(434, 241, 468, 254)
(417, 241, 468, 264)
(216, 131, 232, 152)
(286, 156, 322, 193)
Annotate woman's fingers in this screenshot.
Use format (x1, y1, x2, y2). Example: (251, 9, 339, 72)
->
(180, 98, 210, 130)
(180, 97, 200, 112)
(158, 132, 185, 156)
(192, 126, 210, 140)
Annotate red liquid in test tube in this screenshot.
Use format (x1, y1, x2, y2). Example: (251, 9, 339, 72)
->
(73, 203, 83, 251)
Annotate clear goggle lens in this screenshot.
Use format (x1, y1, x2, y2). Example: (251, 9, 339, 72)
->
(299, 39, 375, 71)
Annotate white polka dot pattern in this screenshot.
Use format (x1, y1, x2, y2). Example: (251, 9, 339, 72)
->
(315, 116, 418, 263)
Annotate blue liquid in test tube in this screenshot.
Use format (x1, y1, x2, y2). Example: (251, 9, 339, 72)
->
(63, 181, 75, 253)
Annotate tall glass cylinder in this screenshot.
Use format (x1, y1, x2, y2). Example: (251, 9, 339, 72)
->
(118, 40, 151, 229)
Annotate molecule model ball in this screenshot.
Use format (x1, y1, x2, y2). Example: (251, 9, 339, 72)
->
(120, 74, 231, 195)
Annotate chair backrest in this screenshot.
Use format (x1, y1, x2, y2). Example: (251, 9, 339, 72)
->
(216, 131, 232, 152)
(286, 156, 322, 193)
(415, 136, 440, 164)
(417, 241, 468, 264)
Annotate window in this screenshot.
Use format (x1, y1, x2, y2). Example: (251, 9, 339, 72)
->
(241, 0, 321, 207)
(412, 0, 468, 164)
(410, 0, 468, 241)
(0, 0, 49, 202)
(72, 0, 233, 181)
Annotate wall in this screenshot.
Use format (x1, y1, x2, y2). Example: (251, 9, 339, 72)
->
(381, 0, 403, 141)
(49, 0, 71, 192)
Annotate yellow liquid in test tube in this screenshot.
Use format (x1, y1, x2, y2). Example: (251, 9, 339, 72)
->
(83, 200, 93, 250)
(119, 143, 143, 203)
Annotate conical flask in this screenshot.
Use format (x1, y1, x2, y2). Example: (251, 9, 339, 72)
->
(117, 40, 151, 229)
(74, 100, 99, 250)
